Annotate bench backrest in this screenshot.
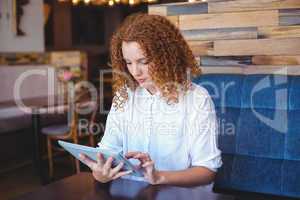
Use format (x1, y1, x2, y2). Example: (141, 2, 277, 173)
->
(194, 74, 300, 198)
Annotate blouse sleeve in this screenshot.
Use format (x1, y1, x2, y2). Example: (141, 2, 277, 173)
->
(98, 105, 124, 152)
(188, 88, 222, 172)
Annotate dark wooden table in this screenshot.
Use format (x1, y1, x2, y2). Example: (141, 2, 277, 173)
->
(13, 172, 236, 200)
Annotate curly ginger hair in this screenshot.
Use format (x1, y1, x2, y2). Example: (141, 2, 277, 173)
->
(110, 13, 201, 109)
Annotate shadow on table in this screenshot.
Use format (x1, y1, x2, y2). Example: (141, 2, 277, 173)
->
(83, 178, 223, 200)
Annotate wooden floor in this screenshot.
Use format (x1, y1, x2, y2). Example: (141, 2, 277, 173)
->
(0, 156, 79, 200)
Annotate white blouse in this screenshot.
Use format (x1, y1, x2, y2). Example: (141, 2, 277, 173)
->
(98, 83, 222, 181)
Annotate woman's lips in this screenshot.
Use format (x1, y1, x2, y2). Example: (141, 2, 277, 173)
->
(137, 79, 145, 83)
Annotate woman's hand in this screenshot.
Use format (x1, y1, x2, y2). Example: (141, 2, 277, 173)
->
(79, 153, 132, 183)
(125, 152, 163, 185)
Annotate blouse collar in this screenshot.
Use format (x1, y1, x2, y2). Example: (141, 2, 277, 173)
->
(137, 86, 161, 98)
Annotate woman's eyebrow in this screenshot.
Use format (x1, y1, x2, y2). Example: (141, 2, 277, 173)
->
(137, 58, 146, 61)
(124, 58, 146, 62)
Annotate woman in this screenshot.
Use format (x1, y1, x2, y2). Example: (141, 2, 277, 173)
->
(80, 13, 222, 186)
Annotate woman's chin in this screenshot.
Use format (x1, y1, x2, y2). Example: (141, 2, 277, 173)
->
(137, 81, 147, 87)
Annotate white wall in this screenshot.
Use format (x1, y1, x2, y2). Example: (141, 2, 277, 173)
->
(0, 0, 45, 52)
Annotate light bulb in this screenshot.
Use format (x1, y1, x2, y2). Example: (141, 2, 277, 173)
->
(108, 0, 114, 6)
(72, 0, 79, 4)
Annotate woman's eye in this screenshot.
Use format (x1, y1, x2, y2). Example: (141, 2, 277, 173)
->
(140, 61, 149, 65)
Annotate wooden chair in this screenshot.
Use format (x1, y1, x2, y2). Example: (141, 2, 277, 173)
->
(41, 99, 98, 180)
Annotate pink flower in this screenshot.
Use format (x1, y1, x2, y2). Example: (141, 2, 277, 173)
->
(62, 71, 73, 81)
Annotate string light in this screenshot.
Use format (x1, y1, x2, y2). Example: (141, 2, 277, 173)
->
(72, 0, 79, 4)
(108, 0, 114, 6)
(188, 0, 206, 2)
(59, 0, 157, 6)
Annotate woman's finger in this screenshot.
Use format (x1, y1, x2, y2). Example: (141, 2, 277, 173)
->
(125, 151, 142, 158)
(110, 162, 124, 175)
(142, 160, 154, 168)
(112, 170, 133, 180)
(96, 153, 105, 166)
(79, 153, 97, 170)
(133, 153, 151, 162)
(102, 156, 114, 175)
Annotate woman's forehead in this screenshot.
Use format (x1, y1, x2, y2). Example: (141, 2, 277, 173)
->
(122, 41, 146, 60)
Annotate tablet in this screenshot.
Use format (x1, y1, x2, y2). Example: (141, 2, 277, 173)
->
(58, 140, 143, 177)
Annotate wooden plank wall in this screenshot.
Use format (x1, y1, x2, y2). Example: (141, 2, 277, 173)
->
(148, 0, 300, 75)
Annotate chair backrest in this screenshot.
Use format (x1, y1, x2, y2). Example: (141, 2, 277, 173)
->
(75, 101, 98, 137)
(66, 84, 98, 139)
(193, 74, 300, 198)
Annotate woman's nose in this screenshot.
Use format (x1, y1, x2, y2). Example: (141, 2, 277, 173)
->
(131, 64, 142, 76)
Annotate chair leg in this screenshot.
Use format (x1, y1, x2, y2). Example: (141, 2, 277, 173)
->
(75, 159, 80, 173)
(71, 137, 80, 173)
(69, 155, 76, 173)
(47, 137, 54, 180)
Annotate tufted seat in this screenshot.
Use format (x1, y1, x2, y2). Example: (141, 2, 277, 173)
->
(193, 74, 300, 198)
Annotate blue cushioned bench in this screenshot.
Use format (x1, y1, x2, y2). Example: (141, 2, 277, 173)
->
(194, 74, 300, 198)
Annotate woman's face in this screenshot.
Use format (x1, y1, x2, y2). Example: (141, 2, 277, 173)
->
(122, 41, 156, 93)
